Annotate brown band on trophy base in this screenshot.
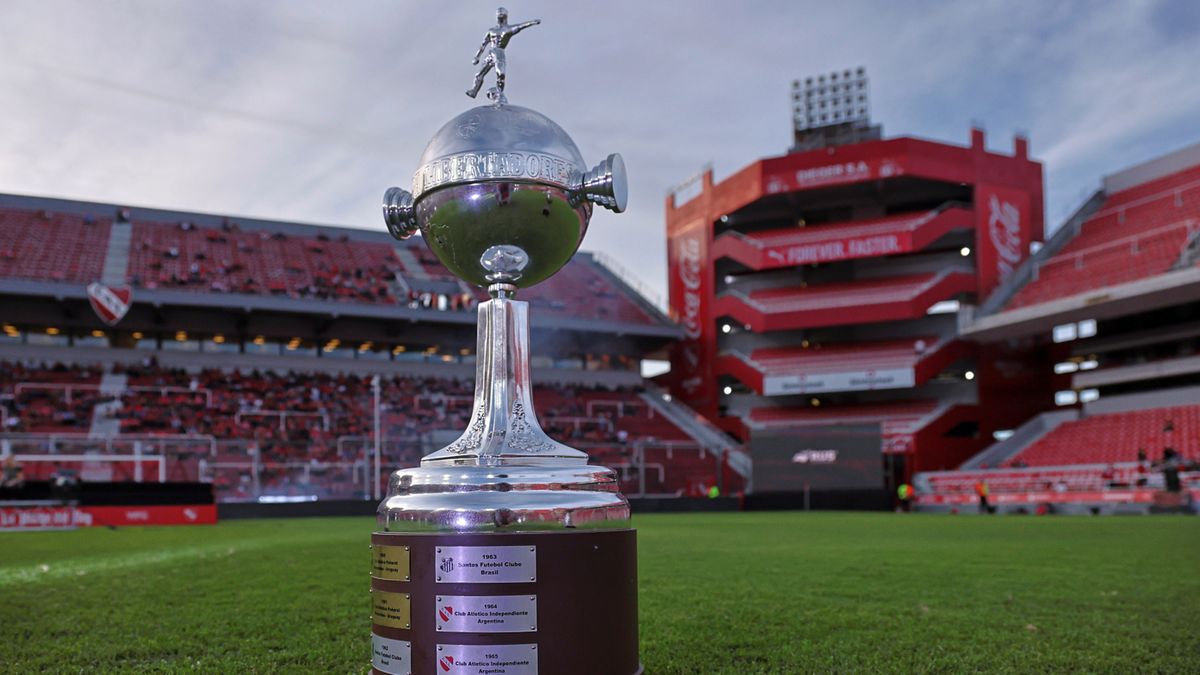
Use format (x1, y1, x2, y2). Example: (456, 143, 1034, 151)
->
(371, 529, 639, 675)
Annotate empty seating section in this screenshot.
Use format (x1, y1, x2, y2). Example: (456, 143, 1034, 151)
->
(1009, 165, 1200, 308)
(409, 245, 460, 282)
(1010, 404, 1200, 467)
(744, 337, 937, 376)
(742, 212, 934, 249)
(0, 362, 708, 500)
(924, 466, 1162, 495)
(116, 218, 658, 324)
(0, 363, 103, 433)
(471, 258, 658, 324)
(0, 208, 111, 283)
(742, 273, 940, 312)
(126, 222, 403, 303)
(712, 206, 976, 272)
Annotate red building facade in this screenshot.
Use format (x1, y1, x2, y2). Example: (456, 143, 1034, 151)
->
(666, 128, 1045, 479)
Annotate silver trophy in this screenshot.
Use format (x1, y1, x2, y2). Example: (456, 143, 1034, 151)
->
(378, 15, 629, 531)
(371, 11, 638, 675)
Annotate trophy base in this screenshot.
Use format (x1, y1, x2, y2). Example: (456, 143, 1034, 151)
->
(370, 529, 639, 675)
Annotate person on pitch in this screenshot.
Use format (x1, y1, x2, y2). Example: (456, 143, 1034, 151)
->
(896, 482, 913, 512)
(975, 479, 991, 514)
(466, 7, 540, 100)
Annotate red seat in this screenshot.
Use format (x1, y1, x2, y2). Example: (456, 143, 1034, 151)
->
(1010, 404, 1200, 467)
(0, 209, 111, 283)
(1009, 165, 1200, 308)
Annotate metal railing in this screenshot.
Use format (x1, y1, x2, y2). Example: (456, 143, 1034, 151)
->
(234, 410, 330, 431)
(14, 382, 213, 407)
(977, 190, 1106, 315)
(585, 398, 653, 419)
(1, 433, 732, 502)
(591, 251, 667, 314)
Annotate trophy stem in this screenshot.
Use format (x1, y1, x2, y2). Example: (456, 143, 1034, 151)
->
(487, 282, 518, 298)
(421, 292, 587, 466)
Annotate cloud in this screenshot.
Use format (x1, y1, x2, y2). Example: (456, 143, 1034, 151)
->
(0, 0, 1196, 300)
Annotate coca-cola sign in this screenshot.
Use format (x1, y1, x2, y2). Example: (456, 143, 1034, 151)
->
(975, 185, 1031, 295)
(676, 234, 704, 340)
(668, 222, 716, 412)
(988, 194, 1023, 283)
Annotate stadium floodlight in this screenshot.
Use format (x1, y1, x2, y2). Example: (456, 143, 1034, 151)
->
(791, 67, 881, 150)
(792, 67, 869, 132)
(371, 10, 638, 674)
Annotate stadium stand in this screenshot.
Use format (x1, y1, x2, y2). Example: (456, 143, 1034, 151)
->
(715, 270, 976, 331)
(126, 220, 406, 304)
(666, 125, 1043, 498)
(0, 360, 726, 501)
(711, 204, 974, 271)
(1007, 164, 1200, 309)
(474, 257, 659, 325)
(718, 336, 966, 396)
(0, 191, 709, 508)
(0, 207, 111, 283)
(1006, 404, 1199, 467)
(119, 216, 658, 324)
(919, 464, 1199, 496)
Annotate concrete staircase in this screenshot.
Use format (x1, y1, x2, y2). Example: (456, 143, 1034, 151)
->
(393, 246, 431, 282)
(639, 385, 754, 487)
(958, 409, 1079, 470)
(100, 221, 132, 285)
(1173, 226, 1200, 270)
(88, 373, 128, 437)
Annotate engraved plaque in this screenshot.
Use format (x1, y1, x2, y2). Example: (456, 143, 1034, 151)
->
(372, 545, 411, 581)
(372, 590, 411, 629)
(435, 546, 536, 584)
(435, 594, 537, 633)
(372, 633, 411, 675)
(435, 643, 538, 675)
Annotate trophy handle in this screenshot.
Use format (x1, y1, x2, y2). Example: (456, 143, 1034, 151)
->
(579, 153, 628, 213)
(382, 186, 419, 239)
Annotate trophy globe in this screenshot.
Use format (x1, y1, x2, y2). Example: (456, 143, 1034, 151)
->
(368, 9, 640, 675)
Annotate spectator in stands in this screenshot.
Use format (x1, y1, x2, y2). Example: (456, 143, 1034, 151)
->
(1, 451, 24, 489)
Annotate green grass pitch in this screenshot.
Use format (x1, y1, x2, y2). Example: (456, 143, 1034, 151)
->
(1, 512, 1198, 673)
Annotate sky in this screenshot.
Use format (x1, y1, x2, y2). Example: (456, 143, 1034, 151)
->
(0, 0, 1198, 303)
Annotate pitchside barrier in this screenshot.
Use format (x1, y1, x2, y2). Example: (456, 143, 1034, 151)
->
(1, 433, 731, 504)
(0, 480, 216, 531)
